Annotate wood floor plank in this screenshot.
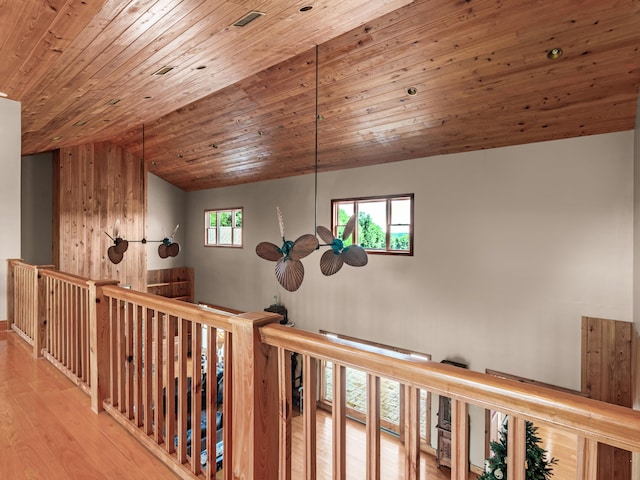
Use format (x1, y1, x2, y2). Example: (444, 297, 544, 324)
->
(0, 331, 178, 480)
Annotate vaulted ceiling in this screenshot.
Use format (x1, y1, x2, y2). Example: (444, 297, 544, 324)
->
(3, 0, 640, 191)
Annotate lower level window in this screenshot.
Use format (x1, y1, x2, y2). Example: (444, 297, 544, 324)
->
(205, 208, 243, 247)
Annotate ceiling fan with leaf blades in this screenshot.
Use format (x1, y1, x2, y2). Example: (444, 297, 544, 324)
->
(255, 46, 368, 291)
(256, 207, 319, 292)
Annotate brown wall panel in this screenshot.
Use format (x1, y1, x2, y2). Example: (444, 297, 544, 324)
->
(54, 142, 147, 291)
(581, 316, 633, 480)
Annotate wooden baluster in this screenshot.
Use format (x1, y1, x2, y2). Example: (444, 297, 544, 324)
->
(303, 355, 317, 480)
(34, 269, 47, 357)
(177, 317, 189, 463)
(143, 307, 153, 436)
(576, 436, 598, 480)
(278, 347, 292, 480)
(134, 305, 143, 427)
(333, 363, 346, 480)
(451, 398, 469, 478)
(153, 310, 164, 444)
(191, 322, 203, 475)
(366, 373, 381, 480)
(126, 301, 134, 420)
(403, 385, 420, 480)
(223, 329, 232, 480)
(165, 314, 176, 454)
(507, 416, 526, 480)
(117, 299, 126, 413)
(205, 325, 216, 480)
(6, 259, 16, 331)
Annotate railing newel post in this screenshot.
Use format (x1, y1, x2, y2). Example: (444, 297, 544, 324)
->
(230, 311, 280, 480)
(88, 279, 118, 413)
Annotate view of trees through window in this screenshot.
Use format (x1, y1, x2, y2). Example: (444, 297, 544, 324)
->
(333, 194, 413, 254)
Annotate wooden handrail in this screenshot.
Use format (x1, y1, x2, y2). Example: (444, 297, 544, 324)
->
(39, 268, 95, 287)
(101, 285, 236, 331)
(260, 323, 640, 453)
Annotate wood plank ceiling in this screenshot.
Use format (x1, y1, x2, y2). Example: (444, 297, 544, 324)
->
(3, 0, 640, 191)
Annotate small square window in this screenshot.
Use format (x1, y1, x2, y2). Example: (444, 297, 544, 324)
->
(205, 207, 243, 247)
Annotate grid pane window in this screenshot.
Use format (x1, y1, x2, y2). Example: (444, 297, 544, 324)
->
(205, 207, 243, 247)
(332, 194, 413, 255)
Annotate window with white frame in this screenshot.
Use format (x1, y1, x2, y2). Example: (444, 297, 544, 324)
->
(205, 208, 243, 247)
(332, 194, 413, 255)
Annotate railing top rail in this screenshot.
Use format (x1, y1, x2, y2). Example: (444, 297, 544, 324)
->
(8, 259, 55, 273)
(261, 323, 640, 453)
(40, 268, 100, 288)
(101, 284, 237, 331)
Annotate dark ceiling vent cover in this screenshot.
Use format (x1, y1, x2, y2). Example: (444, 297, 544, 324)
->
(233, 11, 265, 27)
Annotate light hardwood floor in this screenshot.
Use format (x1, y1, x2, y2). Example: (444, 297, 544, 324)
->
(1, 330, 474, 479)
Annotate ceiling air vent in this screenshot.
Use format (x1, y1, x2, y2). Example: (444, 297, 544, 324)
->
(232, 11, 265, 27)
(153, 66, 176, 76)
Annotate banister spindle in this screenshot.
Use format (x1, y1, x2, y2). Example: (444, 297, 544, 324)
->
(507, 416, 527, 480)
(366, 373, 381, 480)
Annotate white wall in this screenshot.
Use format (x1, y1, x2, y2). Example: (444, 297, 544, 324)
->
(0, 98, 22, 320)
(21, 152, 53, 265)
(185, 131, 634, 466)
(147, 173, 187, 270)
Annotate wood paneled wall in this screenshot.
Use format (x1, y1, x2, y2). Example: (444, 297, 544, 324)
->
(53, 142, 146, 291)
(581, 316, 633, 480)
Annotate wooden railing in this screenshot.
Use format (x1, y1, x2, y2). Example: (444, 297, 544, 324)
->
(7, 259, 640, 480)
(6, 259, 53, 352)
(40, 270, 118, 393)
(95, 285, 238, 479)
(261, 324, 640, 480)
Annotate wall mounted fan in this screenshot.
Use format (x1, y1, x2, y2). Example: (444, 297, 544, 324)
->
(104, 220, 181, 264)
(105, 219, 129, 264)
(158, 225, 180, 258)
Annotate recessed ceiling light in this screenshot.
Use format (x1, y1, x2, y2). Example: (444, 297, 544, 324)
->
(73, 120, 88, 126)
(300, 5, 313, 12)
(407, 87, 418, 96)
(196, 65, 206, 70)
(152, 66, 176, 76)
(232, 11, 265, 27)
(547, 47, 563, 60)
(105, 98, 121, 105)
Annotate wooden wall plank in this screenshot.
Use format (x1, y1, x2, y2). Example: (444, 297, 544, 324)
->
(581, 316, 633, 480)
(55, 142, 146, 290)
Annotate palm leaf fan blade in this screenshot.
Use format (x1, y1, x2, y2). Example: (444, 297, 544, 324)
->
(108, 246, 124, 264)
(167, 242, 180, 257)
(275, 258, 305, 292)
(320, 249, 344, 276)
(276, 206, 286, 240)
(158, 244, 169, 258)
(114, 239, 129, 254)
(342, 215, 357, 240)
(342, 245, 368, 267)
(289, 234, 319, 260)
(316, 225, 334, 244)
(256, 242, 282, 262)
